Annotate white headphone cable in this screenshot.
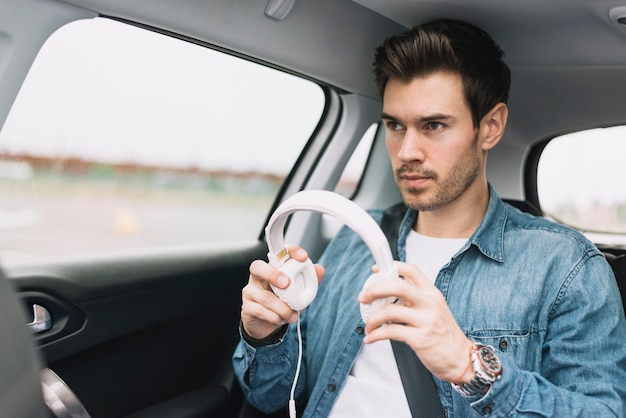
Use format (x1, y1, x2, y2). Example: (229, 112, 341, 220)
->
(289, 311, 302, 418)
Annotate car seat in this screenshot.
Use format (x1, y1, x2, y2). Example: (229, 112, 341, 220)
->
(0, 268, 49, 418)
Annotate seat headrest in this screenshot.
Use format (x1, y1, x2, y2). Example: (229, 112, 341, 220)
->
(503, 199, 542, 217)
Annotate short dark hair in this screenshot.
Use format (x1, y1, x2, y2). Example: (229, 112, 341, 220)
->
(373, 19, 511, 127)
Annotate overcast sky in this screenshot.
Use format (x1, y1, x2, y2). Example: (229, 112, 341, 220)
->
(0, 18, 324, 176)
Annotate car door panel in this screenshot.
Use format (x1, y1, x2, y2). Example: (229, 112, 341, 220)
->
(6, 241, 265, 417)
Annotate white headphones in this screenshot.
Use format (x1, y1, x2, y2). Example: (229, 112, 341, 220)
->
(265, 190, 401, 322)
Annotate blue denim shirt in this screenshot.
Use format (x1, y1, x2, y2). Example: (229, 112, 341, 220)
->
(233, 187, 626, 417)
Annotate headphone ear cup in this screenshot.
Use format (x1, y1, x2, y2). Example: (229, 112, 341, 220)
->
(359, 273, 402, 323)
(270, 257, 318, 311)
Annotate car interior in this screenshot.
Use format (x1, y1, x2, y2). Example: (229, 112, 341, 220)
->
(1, 0, 625, 417)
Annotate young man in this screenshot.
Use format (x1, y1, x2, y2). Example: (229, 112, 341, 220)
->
(233, 19, 626, 417)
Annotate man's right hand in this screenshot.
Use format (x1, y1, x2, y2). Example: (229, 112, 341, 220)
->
(240, 246, 325, 340)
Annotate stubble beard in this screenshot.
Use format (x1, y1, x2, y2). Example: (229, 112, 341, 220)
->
(397, 135, 482, 212)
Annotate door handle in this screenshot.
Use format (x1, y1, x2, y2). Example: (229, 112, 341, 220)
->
(27, 304, 52, 333)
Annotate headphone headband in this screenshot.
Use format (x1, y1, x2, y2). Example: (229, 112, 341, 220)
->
(265, 190, 395, 275)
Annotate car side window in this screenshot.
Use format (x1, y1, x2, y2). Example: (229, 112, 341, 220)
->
(334, 123, 377, 198)
(0, 18, 325, 262)
(536, 126, 626, 245)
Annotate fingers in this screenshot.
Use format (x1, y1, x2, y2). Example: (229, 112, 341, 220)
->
(287, 246, 310, 263)
(357, 261, 445, 338)
(282, 245, 325, 284)
(314, 263, 325, 284)
(241, 286, 298, 326)
(241, 245, 324, 339)
(242, 266, 297, 331)
(359, 261, 431, 306)
(242, 258, 296, 339)
(395, 261, 430, 287)
(249, 259, 290, 289)
(249, 245, 324, 288)
(362, 302, 424, 342)
(362, 309, 473, 382)
(362, 310, 416, 344)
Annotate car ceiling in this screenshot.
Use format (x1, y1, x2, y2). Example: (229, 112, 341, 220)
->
(356, 0, 626, 68)
(14, 0, 626, 150)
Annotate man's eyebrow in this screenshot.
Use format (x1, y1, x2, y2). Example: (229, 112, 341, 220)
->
(418, 113, 452, 123)
(381, 112, 452, 123)
(380, 111, 397, 121)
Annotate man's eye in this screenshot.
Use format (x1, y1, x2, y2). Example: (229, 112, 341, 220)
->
(426, 122, 444, 131)
(386, 121, 403, 131)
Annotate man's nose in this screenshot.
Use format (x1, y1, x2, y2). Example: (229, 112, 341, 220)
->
(397, 130, 425, 162)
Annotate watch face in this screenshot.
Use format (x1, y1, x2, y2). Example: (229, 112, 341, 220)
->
(477, 346, 502, 375)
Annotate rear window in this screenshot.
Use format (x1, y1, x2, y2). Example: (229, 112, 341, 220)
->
(0, 18, 325, 262)
(536, 126, 626, 245)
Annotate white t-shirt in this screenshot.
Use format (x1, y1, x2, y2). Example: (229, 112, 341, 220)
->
(329, 229, 466, 417)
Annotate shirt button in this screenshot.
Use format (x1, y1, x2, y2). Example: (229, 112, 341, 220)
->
(482, 405, 493, 414)
(498, 339, 508, 351)
(327, 383, 336, 392)
(356, 326, 364, 334)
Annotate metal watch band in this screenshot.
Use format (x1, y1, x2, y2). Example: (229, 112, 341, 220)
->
(451, 344, 502, 397)
(452, 374, 493, 397)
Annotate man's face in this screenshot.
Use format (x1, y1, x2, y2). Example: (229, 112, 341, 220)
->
(382, 72, 485, 212)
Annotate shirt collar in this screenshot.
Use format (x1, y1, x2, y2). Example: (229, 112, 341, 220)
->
(397, 184, 507, 263)
(468, 184, 506, 262)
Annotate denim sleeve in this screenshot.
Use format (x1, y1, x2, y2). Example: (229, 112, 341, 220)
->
(470, 253, 626, 417)
(232, 323, 307, 414)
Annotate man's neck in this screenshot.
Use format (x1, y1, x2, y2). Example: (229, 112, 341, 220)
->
(414, 184, 490, 239)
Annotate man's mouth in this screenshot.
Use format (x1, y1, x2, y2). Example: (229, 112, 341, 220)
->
(397, 168, 435, 188)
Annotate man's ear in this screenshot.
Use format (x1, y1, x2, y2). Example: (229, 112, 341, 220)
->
(480, 102, 508, 151)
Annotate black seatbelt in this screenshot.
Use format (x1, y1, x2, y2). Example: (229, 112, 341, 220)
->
(380, 202, 446, 418)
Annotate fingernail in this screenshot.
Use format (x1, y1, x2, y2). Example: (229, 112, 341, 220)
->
(277, 275, 290, 287)
(289, 313, 299, 323)
(294, 248, 307, 259)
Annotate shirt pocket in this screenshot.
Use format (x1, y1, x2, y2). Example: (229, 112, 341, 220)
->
(466, 328, 544, 371)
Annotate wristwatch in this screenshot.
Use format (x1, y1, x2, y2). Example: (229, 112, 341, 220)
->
(452, 344, 502, 397)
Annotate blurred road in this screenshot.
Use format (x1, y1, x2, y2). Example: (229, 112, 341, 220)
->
(0, 189, 271, 262)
